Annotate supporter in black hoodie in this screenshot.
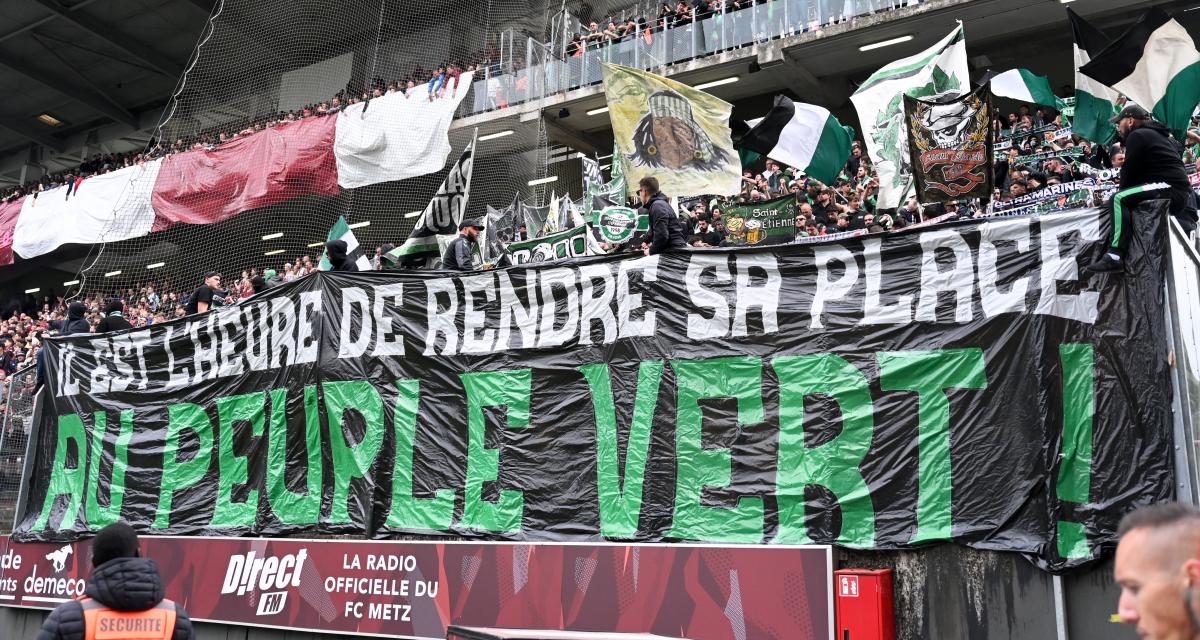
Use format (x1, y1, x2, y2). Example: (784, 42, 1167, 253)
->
(94, 298, 132, 333)
(325, 239, 359, 271)
(36, 301, 89, 388)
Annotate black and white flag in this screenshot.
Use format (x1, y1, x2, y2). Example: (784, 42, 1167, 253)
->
(581, 154, 604, 193)
(387, 128, 477, 265)
(482, 197, 518, 262)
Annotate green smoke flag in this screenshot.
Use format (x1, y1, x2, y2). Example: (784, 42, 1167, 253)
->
(990, 69, 1059, 109)
(319, 215, 372, 271)
(1080, 7, 1200, 141)
(851, 24, 969, 208)
(1067, 8, 1118, 145)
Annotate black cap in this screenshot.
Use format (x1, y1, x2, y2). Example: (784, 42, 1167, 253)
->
(92, 522, 139, 568)
(1111, 104, 1151, 123)
(202, 271, 219, 280)
(459, 219, 485, 230)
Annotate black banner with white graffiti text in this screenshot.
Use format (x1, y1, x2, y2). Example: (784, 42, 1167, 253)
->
(14, 206, 1173, 573)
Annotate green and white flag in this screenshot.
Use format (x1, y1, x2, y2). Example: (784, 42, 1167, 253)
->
(1080, 7, 1200, 141)
(589, 205, 647, 245)
(387, 129, 477, 266)
(318, 215, 373, 271)
(738, 96, 855, 185)
(585, 143, 627, 216)
(990, 69, 1060, 109)
(1067, 7, 1118, 144)
(851, 24, 969, 208)
(506, 225, 589, 264)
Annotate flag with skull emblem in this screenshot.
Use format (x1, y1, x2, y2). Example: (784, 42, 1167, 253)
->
(601, 63, 741, 199)
(904, 85, 993, 203)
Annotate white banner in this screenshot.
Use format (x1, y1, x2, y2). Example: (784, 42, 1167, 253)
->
(13, 159, 161, 259)
(851, 26, 969, 209)
(334, 71, 474, 189)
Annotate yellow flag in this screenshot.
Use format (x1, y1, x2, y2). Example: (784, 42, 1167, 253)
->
(601, 63, 740, 198)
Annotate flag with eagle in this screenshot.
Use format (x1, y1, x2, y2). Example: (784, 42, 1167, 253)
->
(600, 63, 740, 198)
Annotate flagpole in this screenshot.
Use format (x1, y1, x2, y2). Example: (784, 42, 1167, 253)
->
(460, 127, 479, 229)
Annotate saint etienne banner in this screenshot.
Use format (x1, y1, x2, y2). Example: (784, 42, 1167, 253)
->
(905, 86, 993, 202)
(14, 207, 1174, 573)
(721, 196, 797, 246)
(0, 536, 832, 640)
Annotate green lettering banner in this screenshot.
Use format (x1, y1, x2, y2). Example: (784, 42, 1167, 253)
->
(16, 206, 1175, 573)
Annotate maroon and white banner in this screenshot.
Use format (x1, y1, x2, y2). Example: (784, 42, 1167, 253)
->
(0, 72, 475, 265)
(0, 536, 832, 640)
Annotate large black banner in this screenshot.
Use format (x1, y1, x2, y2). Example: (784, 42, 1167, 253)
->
(16, 207, 1173, 572)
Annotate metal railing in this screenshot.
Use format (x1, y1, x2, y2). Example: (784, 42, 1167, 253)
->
(461, 0, 926, 117)
(0, 366, 35, 534)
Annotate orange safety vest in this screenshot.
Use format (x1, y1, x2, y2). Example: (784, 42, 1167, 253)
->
(79, 596, 176, 640)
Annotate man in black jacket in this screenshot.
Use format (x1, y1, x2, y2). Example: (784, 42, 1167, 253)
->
(442, 219, 484, 271)
(637, 176, 686, 255)
(1087, 105, 1198, 273)
(36, 301, 90, 389)
(94, 299, 132, 333)
(37, 522, 194, 640)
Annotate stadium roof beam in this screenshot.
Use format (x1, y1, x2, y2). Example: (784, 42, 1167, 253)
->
(29, 0, 184, 78)
(0, 51, 138, 127)
(543, 116, 605, 158)
(0, 117, 64, 152)
(181, 0, 218, 13)
(0, 0, 101, 45)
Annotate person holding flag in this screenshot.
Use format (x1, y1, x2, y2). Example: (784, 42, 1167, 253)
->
(1086, 104, 1197, 273)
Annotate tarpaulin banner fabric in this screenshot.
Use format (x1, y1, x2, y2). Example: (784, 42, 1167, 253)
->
(0, 536, 833, 640)
(14, 159, 162, 258)
(905, 85, 993, 202)
(14, 207, 1174, 572)
(333, 71, 475, 190)
(0, 197, 24, 266)
(150, 117, 340, 232)
(721, 196, 797, 246)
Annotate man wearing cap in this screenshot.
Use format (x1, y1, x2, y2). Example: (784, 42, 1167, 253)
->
(36, 522, 194, 640)
(1087, 104, 1197, 273)
(442, 219, 484, 271)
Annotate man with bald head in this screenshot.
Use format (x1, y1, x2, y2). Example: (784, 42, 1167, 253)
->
(1114, 502, 1200, 639)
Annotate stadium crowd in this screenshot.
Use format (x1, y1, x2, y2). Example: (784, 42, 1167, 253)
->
(675, 99, 1147, 247)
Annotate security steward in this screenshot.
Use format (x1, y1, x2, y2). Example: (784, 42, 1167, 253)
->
(37, 522, 194, 640)
(1086, 104, 1198, 273)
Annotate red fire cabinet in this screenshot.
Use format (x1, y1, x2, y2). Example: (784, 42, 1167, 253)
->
(834, 568, 895, 640)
